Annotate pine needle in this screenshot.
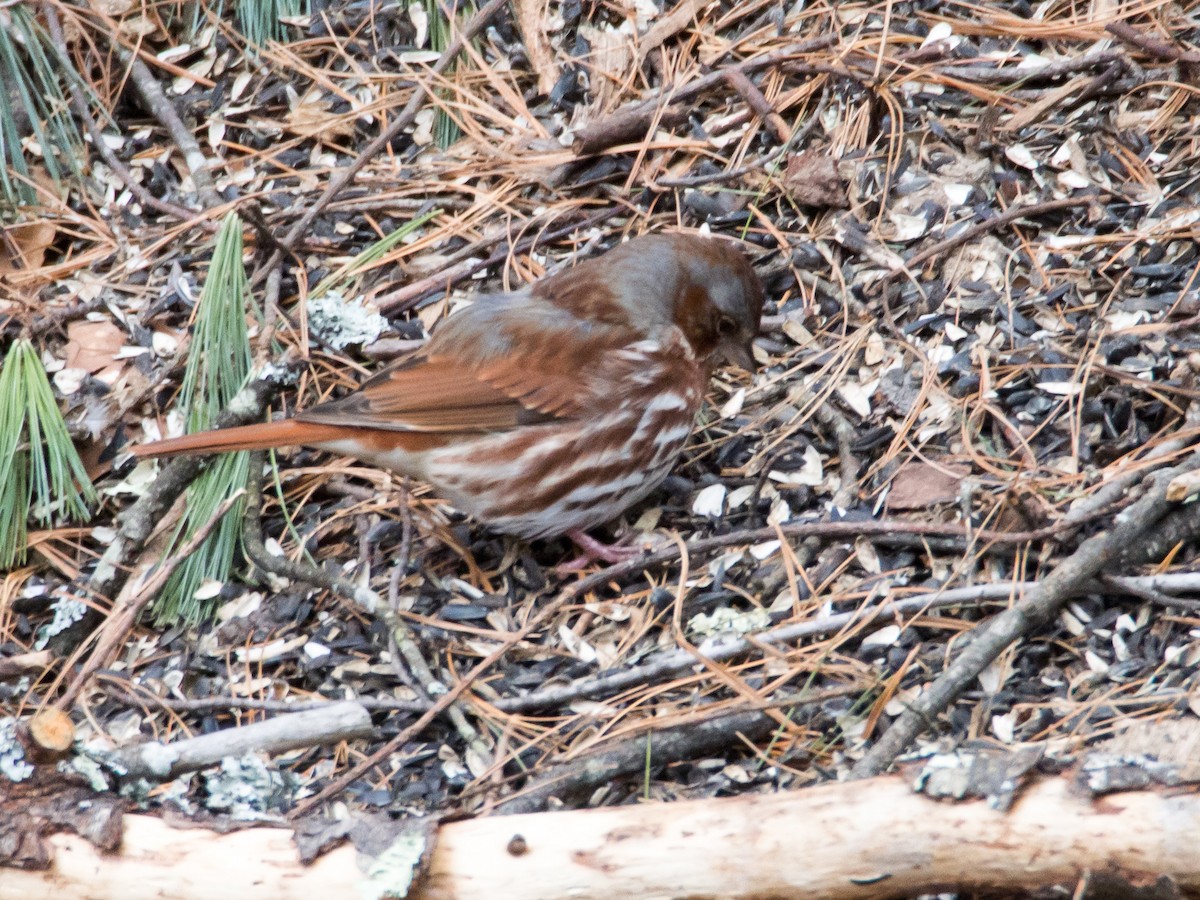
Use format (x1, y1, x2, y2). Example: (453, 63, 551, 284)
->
(153, 213, 255, 623)
(425, 0, 469, 149)
(0, 340, 96, 569)
(161, 0, 307, 50)
(311, 207, 441, 298)
(237, 0, 309, 48)
(0, 4, 88, 207)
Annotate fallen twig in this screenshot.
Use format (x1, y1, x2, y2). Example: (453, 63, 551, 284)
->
(288, 572, 617, 817)
(110, 700, 373, 781)
(0, 650, 53, 678)
(241, 459, 493, 776)
(850, 449, 1200, 778)
(554, 509, 1114, 605)
(113, 49, 222, 209)
(723, 69, 789, 144)
(572, 35, 839, 156)
(269, 0, 511, 266)
(1060, 403, 1200, 528)
(41, 3, 203, 224)
(55, 491, 244, 709)
(930, 47, 1128, 84)
(101, 681, 431, 715)
(813, 400, 859, 509)
(656, 94, 828, 189)
(889, 194, 1101, 281)
(376, 206, 624, 314)
(1105, 21, 1200, 64)
(497, 571, 1200, 714)
(492, 687, 858, 815)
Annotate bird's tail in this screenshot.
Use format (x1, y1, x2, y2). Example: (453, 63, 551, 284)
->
(130, 419, 353, 459)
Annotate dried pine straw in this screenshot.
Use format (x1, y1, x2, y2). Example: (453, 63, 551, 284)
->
(3, 0, 1200, 856)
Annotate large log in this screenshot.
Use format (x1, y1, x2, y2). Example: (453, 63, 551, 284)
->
(2, 773, 1197, 899)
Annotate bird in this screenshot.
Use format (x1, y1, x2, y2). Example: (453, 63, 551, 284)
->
(133, 232, 764, 563)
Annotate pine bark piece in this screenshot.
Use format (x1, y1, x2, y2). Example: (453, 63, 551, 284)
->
(0, 770, 123, 870)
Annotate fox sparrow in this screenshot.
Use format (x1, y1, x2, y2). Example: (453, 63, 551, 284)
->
(134, 232, 764, 558)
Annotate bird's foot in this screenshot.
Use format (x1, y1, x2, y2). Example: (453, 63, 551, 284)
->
(556, 529, 644, 573)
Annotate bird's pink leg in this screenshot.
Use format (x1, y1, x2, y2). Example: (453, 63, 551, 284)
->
(556, 529, 644, 572)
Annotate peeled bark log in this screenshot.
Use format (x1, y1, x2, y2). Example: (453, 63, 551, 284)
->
(2, 774, 1198, 899)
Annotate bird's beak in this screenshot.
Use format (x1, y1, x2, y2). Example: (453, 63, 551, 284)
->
(724, 337, 757, 372)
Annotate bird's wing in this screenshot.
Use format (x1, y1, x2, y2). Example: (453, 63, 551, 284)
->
(296, 302, 639, 433)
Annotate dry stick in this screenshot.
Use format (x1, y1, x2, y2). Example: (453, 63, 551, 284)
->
(255, 266, 284, 361)
(102, 681, 432, 715)
(17, 708, 75, 763)
(111, 700, 374, 781)
(101, 571, 1200, 720)
(41, 3, 202, 224)
(1061, 403, 1200, 528)
(1117, 500, 1200, 571)
(268, 0, 510, 265)
(812, 400, 859, 510)
(723, 69, 790, 144)
(886, 195, 1099, 282)
(1071, 60, 1131, 109)
(1105, 21, 1200, 64)
(25, 296, 108, 337)
(240, 466, 404, 655)
(496, 577, 1108, 715)
(572, 34, 839, 156)
(361, 337, 425, 361)
(56, 492, 245, 710)
(657, 93, 830, 190)
(552, 512, 1106, 608)
(239, 460, 492, 769)
(385, 480, 421, 696)
(85, 376, 284, 605)
(493, 687, 859, 815)
(1099, 574, 1200, 614)
(850, 450, 1200, 779)
(1007, 75, 1149, 104)
(0, 651, 52, 678)
(290, 590, 585, 818)
(928, 47, 1128, 84)
(110, 49, 221, 209)
(1001, 71, 1100, 134)
(511, 0, 556, 93)
(240, 459, 383, 610)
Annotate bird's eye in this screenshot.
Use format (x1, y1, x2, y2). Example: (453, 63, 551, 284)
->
(716, 315, 737, 336)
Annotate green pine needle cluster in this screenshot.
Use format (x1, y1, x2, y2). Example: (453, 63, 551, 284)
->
(0, 4, 87, 209)
(0, 339, 96, 568)
(153, 213, 255, 624)
(236, 0, 309, 48)
(424, 0, 468, 149)
(166, 0, 309, 49)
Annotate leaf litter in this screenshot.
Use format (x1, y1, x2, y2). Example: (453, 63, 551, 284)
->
(3, 1, 1200, 888)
